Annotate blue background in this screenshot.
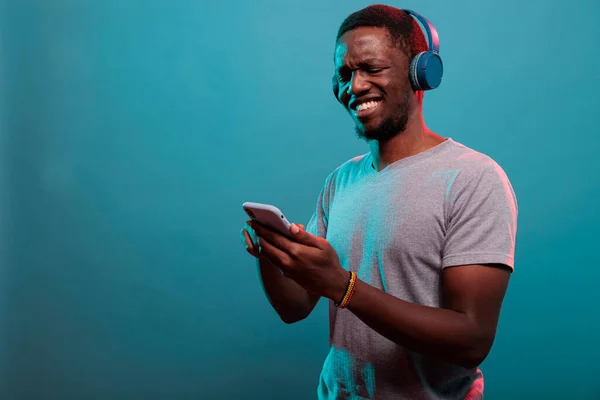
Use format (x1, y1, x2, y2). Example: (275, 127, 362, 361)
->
(1, 0, 599, 398)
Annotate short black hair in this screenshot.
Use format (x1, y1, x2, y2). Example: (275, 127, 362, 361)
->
(336, 4, 428, 61)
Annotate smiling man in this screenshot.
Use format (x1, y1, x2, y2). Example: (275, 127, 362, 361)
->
(241, 5, 518, 400)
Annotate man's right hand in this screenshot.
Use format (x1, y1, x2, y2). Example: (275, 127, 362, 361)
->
(241, 221, 261, 258)
(240, 220, 316, 324)
(240, 221, 305, 259)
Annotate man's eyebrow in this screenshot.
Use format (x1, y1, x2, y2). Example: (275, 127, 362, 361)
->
(360, 57, 387, 64)
(336, 57, 387, 72)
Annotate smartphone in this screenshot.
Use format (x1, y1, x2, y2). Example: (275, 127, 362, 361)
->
(242, 202, 292, 237)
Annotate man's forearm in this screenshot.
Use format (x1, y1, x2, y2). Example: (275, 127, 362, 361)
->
(257, 258, 319, 323)
(346, 279, 490, 368)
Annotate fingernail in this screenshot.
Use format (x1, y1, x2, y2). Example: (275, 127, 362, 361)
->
(291, 224, 299, 234)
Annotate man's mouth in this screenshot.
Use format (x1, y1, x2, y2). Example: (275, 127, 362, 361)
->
(352, 100, 382, 119)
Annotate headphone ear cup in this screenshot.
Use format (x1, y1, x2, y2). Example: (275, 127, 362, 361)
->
(332, 75, 340, 102)
(409, 52, 443, 91)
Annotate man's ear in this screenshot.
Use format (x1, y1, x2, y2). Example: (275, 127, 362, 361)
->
(332, 75, 340, 102)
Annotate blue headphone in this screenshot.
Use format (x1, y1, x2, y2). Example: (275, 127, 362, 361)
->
(405, 9, 443, 91)
(332, 9, 443, 99)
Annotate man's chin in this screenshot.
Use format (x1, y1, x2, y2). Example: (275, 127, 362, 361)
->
(355, 116, 408, 142)
(355, 127, 380, 141)
(355, 125, 397, 142)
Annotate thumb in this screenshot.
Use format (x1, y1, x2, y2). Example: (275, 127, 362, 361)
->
(289, 223, 321, 248)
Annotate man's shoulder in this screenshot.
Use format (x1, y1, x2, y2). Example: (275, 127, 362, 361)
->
(444, 139, 496, 165)
(445, 139, 510, 182)
(443, 140, 515, 202)
(338, 152, 370, 172)
(323, 152, 371, 182)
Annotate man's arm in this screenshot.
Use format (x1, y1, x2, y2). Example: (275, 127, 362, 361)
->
(344, 263, 511, 369)
(256, 257, 321, 324)
(250, 221, 512, 369)
(340, 159, 517, 368)
(242, 223, 320, 324)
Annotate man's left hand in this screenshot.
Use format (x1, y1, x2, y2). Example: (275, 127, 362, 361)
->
(248, 220, 349, 301)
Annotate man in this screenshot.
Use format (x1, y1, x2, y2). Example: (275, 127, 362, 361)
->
(241, 5, 517, 399)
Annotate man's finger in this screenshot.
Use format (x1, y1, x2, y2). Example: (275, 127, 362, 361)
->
(289, 223, 323, 249)
(241, 228, 259, 257)
(257, 235, 292, 269)
(250, 221, 297, 254)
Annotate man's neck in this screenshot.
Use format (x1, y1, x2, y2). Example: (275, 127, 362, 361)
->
(369, 113, 446, 172)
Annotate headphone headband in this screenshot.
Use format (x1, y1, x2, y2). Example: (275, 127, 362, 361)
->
(403, 9, 440, 54)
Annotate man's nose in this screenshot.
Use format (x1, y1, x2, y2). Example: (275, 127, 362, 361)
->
(348, 72, 370, 96)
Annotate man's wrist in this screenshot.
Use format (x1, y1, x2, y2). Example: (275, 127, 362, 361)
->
(329, 269, 353, 303)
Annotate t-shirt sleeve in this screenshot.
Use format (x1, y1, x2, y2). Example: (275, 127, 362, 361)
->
(442, 159, 518, 271)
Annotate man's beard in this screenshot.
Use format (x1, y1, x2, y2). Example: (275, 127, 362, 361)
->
(355, 93, 411, 142)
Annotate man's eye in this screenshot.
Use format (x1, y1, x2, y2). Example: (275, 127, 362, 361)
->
(367, 69, 382, 74)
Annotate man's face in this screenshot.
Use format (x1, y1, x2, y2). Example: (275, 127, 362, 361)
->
(334, 27, 413, 142)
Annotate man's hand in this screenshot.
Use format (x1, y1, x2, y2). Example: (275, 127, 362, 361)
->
(242, 222, 510, 367)
(240, 221, 305, 258)
(248, 220, 349, 301)
(240, 220, 322, 323)
(240, 221, 261, 258)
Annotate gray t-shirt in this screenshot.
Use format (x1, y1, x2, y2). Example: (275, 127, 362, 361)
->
(306, 138, 518, 400)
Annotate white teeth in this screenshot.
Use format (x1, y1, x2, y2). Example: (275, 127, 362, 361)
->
(356, 100, 380, 112)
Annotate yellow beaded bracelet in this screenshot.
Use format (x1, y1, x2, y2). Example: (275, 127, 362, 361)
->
(336, 271, 357, 309)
